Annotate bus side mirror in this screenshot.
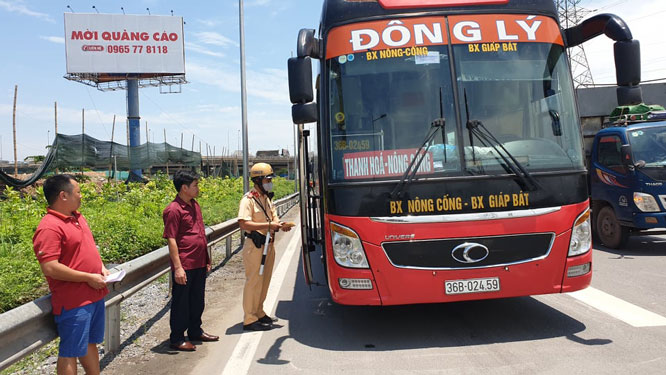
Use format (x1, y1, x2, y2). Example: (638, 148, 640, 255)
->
(288, 56, 318, 124)
(288, 57, 313, 104)
(615, 40, 643, 105)
(292, 102, 318, 124)
(297, 29, 321, 58)
(615, 40, 640, 86)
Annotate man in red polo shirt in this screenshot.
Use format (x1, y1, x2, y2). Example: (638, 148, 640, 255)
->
(163, 170, 218, 351)
(33, 174, 109, 375)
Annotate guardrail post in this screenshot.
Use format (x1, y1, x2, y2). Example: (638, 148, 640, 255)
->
(226, 235, 232, 258)
(104, 303, 121, 354)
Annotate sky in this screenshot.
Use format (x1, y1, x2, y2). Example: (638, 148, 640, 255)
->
(0, 0, 664, 162)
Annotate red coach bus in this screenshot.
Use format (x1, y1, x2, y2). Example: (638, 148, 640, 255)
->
(288, 0, 642, 305)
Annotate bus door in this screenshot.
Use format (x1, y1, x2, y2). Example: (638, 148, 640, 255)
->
(298, 124, 319, 286)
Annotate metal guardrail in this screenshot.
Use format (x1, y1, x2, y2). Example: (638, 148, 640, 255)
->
(0, 192, 299, 371)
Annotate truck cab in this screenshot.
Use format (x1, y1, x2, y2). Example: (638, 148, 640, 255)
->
(589, 111, 666, 248)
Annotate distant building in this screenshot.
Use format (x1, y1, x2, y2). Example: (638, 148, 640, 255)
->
(256, 150, 280, 158)
(256, 149, 290, 158)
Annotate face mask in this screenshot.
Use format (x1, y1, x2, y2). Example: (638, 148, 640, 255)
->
(262, 182, 274, 192)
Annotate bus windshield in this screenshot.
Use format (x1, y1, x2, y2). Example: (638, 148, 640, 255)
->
(325, 15, 585, 183)
(327, 44, 457, 182)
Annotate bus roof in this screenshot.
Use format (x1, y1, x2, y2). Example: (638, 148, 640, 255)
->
(321, 0, 558, 31)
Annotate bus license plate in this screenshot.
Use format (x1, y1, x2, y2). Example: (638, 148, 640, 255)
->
(445, 277, 500, 295)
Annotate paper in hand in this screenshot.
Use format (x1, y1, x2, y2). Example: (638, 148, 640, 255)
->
(105, 269, 126, 283)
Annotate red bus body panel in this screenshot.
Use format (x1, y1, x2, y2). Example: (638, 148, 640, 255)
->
(324, 201, 591, 305)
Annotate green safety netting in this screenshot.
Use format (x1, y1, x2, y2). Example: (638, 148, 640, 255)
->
(0, 133, 202, 188)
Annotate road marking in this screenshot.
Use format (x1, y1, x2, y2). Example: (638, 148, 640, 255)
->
(221, 228, 301, 375)
(569, 287, 666, 327)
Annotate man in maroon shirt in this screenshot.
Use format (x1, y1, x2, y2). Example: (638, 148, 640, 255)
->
(33, 174, 109, 375)
(163, 170, 218, 351)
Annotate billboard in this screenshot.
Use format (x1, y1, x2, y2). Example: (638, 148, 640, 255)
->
(64, 13, 185, 75)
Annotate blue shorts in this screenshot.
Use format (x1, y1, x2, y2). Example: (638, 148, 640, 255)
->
(54, 299, 105, 358)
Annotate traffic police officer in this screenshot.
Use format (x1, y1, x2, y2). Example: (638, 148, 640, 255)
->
(237, 163, 291, 331)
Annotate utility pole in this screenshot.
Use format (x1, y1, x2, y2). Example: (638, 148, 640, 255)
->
(81, 109, 85, 175)
(145, 121, 150, 176)
(109, 115, 116, 178)
(12, 85, 18, 177)
(126, 120, 130, 176)
(55, 101, 59, 173)
(54, 102, 58, 136)
(164, 128, 169, 176)
(239, 0, 249, 192)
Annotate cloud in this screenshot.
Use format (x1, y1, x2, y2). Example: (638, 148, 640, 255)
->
(246, 0, 272, 6)
(186, 62, 289, 104)
(0, 1, 54, 22)
(583, 0, 666, 83)
(40, 36, 65, 44)
(196, 19, 221, 28)
(192, 31, 238, 48)
(186, 43, 225, 58)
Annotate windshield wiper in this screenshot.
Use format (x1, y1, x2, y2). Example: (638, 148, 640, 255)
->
(390, 117, 445, 199)
(464, 90, 540, 191)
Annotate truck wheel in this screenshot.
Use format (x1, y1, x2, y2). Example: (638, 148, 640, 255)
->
(596, 206, 629, 248)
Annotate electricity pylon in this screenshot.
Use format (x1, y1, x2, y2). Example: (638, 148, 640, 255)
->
(557, 0, 595, 87)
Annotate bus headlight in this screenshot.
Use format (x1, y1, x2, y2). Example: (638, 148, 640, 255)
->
(331, 222, 369, 268)
(569, 209, 591, 257)
(634, 192, 660, 212)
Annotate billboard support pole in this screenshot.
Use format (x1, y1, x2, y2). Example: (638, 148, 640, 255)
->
(127, 79, 142, 180)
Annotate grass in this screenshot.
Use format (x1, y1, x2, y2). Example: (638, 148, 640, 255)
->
(0, 173, 294, 313)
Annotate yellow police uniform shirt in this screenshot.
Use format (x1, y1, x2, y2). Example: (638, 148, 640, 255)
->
(237, 188, 278, 236)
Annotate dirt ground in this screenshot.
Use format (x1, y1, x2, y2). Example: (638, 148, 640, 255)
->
(97, 239, 247, 374)
(98, 206, 300, 375)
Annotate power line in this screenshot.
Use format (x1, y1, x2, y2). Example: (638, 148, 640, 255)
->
(85, 86, 111, 139)
(590, 77, 666, 86)
(630, 9, 666, 22)
(139, 91, 209, 145)
(590, 0, 628, 13)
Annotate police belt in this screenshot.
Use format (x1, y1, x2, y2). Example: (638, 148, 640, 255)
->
(245, 230, 274, 248)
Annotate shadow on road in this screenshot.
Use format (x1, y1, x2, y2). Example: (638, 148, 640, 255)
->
(595, 233, 666, 258)
(271, 252, 610, 354)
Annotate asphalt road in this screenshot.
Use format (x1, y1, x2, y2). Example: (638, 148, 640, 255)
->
(197, 222, 666, 374)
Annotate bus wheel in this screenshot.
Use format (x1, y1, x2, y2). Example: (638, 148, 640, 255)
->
(596, 206, 629, 249)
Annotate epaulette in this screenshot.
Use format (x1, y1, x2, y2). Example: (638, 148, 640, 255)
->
(245, 190, 260, 199)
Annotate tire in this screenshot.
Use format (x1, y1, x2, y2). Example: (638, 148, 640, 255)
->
(595, 206, 629, 249)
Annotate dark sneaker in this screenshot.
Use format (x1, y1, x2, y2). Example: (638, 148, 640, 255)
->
(243, 321, 272, 331)
(259, 315, 278, 324)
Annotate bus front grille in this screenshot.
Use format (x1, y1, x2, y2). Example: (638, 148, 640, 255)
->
(381, 233, 555, 270)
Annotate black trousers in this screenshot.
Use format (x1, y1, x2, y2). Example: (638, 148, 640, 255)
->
(170, 267, 206, 344)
